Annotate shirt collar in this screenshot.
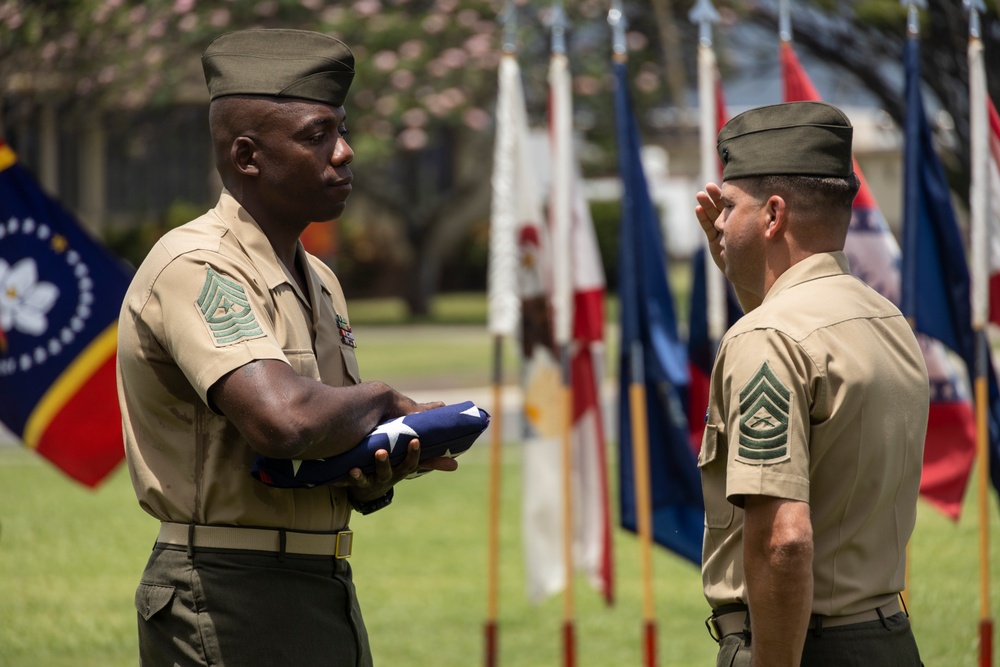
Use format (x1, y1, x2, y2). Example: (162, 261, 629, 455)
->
(762, 251, 851, 304)
(213, 190, 332, 307)
(213, 190, 290, 291)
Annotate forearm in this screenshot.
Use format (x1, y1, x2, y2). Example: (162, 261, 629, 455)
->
(743, 497, 813, 667)
(211, 360, 417, 460)
(288, 380, 400, 459)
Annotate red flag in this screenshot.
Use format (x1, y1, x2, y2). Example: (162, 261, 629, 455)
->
(781, 41, 975, 519)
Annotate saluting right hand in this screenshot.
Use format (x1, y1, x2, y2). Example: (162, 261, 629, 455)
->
(695, 183, 726, 275)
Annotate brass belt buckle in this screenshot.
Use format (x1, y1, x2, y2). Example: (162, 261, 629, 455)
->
(705, 614, 722, 643)
(335, 530, 353, 559)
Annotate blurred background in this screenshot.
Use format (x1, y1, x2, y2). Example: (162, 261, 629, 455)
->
(3, 0, 997, 319)
(3, 2, 1000, 666)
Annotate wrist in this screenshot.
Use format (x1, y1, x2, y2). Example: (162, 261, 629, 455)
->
(348, 487, 394, 515)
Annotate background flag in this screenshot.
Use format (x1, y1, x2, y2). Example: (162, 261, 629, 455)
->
(613, 60, 703, 564)
(487, 53, 528, 339)
(782, 40, 977, 519)
(686, 248, 742, 455)
(0, 139, 131, 487)
(521, 47, 613, 604)
(986, 99, 1000, 327)
(900, 36, 1000, 509)
(689, 49, 740, 454)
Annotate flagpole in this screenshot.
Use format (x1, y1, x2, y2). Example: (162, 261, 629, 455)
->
(900, 0, 927, 621)
(689, 0, 724, 352)
(610, 5, 657, 665)
(485, 7, 520, 665)
(485, 333, 503, 667)
(966, 1, 994, 662)
(549, 5, 577, 665)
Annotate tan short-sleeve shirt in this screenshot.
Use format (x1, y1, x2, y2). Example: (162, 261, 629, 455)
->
(117, 191, 361, 531)
(699, 252, 929, 616)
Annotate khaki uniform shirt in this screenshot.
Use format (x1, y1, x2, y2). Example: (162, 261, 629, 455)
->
(117, 191, 360, 531)
(700, 252, 928, 616)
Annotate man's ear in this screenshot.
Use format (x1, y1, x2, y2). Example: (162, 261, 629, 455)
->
(764, 195, 787, 239)
(232, 136, 259, 177)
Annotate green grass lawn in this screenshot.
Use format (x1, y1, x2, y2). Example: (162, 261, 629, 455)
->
(1, 303, 998, 666)
(1, 441, 998, 666)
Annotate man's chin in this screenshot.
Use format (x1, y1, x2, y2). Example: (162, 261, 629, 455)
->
(314, 203, 347, 223)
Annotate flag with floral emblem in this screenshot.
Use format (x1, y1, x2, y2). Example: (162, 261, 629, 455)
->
(0, 138, 132, 486)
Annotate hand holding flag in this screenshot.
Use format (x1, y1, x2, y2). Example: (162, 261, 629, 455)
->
(252, 401, 490, 488)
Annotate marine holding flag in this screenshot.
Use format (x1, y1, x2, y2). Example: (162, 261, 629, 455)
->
(116, 30, 457, 667)
(694, 102, 926, 666)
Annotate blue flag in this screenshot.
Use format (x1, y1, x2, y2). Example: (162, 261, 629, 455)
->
(613, 62, 703, 564)
(900, 38, 1000, 505)
(0, 139, 132, 486)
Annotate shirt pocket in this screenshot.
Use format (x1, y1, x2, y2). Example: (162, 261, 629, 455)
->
(698, 423, 735, 530)
(340, 345, 361, 384)
(135, 583, 175, 621)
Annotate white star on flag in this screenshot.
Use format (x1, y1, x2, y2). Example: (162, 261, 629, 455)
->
(370, 416, 418, 452)
(461, 404, 480, 418)
(291, 458, 325, 477)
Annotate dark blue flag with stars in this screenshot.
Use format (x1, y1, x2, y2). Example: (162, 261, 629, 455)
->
(252, 401, 490, 487)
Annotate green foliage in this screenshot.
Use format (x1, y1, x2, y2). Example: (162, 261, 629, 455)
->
(853, 0, 909, 31)
(0, 0, 669, 155)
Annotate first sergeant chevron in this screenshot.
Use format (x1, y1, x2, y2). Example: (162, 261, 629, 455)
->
(737, 361, 790, 462)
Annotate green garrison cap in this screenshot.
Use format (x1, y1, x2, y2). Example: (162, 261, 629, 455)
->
(202, 29, 355, 106)
(717, 101, 854, 181)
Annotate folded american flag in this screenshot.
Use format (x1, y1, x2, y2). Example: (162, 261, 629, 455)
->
(251, 401, 490, 488)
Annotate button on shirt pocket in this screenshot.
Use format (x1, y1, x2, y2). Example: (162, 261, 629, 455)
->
(698, 423, 734, 530)
(135, 583, 175, 621)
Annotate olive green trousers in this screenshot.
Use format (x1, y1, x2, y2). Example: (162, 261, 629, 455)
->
(716, 613, 922, 667)
(135, 544, 372, 667)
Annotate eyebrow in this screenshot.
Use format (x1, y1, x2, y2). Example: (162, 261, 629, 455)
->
(296, 112, 347, 135)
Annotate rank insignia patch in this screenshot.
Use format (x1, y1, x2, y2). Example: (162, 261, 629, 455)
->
(737, 362, 790, 462)
(196, 267, 264, 345)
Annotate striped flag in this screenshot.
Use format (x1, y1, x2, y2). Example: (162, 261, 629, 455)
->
(900, 34, 1000, 513)
(782, 40, 977, 519)
(521, 49, 613, 603)
(964, 27, 1000, 507)
(0, 138, 132, 486)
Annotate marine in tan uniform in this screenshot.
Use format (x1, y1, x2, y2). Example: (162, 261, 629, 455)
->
(116, 29, 455, 667)
(694, 101, 928, 666)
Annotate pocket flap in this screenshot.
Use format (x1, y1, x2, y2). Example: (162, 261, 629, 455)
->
(698, 424, 720, 468)
(340, 345, 361, 384)
(135, 583, 175, 621)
